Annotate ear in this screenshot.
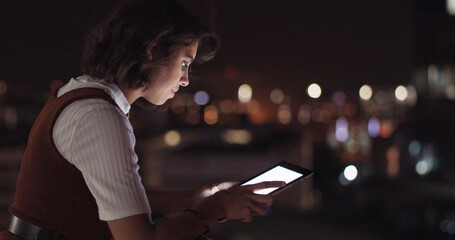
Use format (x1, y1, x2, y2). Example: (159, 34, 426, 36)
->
(145, 40, 157, 61)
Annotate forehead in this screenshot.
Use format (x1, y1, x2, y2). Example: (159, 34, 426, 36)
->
(176, 41, 199, 59)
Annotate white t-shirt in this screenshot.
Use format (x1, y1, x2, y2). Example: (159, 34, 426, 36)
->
(53, 75, 151, 221)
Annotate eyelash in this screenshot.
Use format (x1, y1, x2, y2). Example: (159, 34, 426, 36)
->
(182, 62, 190, 70)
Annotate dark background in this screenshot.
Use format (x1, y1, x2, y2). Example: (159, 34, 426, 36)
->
(1, 0, 455, 239)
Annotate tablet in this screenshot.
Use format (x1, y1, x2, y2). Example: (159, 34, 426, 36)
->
(240, 161, 314, 195)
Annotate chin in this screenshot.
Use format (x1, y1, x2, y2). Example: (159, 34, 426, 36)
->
(154, 98, 169, 106)
(146, 96, 167, 106)
(133, 97, 160, 110)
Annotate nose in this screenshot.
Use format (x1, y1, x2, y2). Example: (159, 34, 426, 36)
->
(180, 72, 189, 87)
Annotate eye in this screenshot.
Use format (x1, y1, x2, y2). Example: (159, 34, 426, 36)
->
(181, 61, 193, 73)
(181, 62, 190, 69)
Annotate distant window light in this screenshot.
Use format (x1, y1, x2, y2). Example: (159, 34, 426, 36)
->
(447, 0, 455, 15)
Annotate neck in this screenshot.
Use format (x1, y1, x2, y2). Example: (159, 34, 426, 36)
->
(118, 84, 142, 105)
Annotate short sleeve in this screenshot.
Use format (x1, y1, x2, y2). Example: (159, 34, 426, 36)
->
(70, 102, 151, 221)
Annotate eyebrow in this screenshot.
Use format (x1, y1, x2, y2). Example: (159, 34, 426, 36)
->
(185, 55, 194, 63)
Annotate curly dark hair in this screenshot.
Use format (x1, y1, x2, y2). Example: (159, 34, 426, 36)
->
(81, 0, 220, 90)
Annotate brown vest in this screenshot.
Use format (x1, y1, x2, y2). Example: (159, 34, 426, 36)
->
(9, 88, 118, 240)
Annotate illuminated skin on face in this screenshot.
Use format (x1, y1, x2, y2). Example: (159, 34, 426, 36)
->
(141, 41, 198, 105)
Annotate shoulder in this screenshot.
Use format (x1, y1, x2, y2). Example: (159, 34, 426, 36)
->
(65, 98, 124, 120)
(55, 97, 128, 141)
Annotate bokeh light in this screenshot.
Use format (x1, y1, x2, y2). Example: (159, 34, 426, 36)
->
(344, 165, 358, 181)
(0, 80, 7, 96)
(278, 105, 292, 124)
(335, 117, 349, 142)
(347, 140, 360, 153)
(270, 88, 284, 104)
(204, 105, 219, 125)
(221, 129, 252, 145)
(406, 85, 418, 105)
(428, 64, 438, 80)
(311, 108, 321, 123)
(194, 91, 210, 105)
(298, 105, 311, 124)
(319, 109, 332, 124)
(415, 144, 437, 176)
(409, 140, 421, 157)
(332, 91, 346, 105)
(386, 146, 400, 178)
(416, 160, 430, 176)
(307, 83, 322, 99)
(368, 117, 380, 138)
(395, 85, 408, 101)
(163, 130, 181, 147)
(446, 85, 455, 100)
(359, 84, 373, 100)
(440, 216, 455, 235)
(4, 108, 18, 130)
(224, 65, 239, 79)
(238, 84, 252, 103)
(379, 121, 393, 138)
(448, 0, 455, 15)
(247, 100, 260, 114)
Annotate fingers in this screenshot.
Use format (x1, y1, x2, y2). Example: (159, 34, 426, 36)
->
(248, 193, 274, 207)
(207, 181, 239, 196)
(248, 202, 267, 216)
(242, 181, 286, 191)
(240, 208, 253, 223)
(217, 181, 239, 191)
(240, 201, 267, 222)
(212, 183, 279, 223)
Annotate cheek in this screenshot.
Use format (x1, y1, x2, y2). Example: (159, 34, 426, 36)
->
(144, 82, 168, 100)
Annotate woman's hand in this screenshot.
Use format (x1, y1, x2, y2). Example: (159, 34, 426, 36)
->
(194, 181, 285, 224)
(197, 181, 239, 198)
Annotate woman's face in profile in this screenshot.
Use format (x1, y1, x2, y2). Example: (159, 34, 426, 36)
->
(140, 41, 199, 105)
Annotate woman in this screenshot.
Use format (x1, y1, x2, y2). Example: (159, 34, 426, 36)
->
(0, 0, 284, 239)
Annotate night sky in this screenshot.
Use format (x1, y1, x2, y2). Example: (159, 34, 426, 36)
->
(0, 0, 451, 100)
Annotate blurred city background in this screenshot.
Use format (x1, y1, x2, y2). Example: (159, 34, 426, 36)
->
(1, 0, 455, 239)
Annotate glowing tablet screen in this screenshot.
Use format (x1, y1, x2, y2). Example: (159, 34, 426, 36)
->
(240, 166, 303, 195)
